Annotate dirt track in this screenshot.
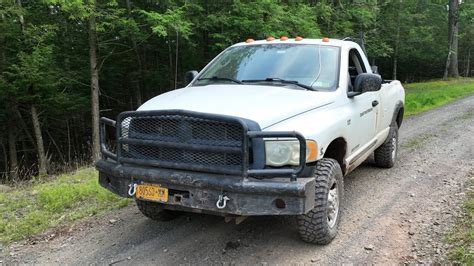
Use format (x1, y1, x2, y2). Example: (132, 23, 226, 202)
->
(3, 96, 474, 264)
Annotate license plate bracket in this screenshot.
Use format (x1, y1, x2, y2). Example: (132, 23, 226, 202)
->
(135, 184, 169, 203)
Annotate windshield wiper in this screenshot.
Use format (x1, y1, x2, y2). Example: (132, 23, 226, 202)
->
(197, 76, 242, 84)
(241, 77, 315, 91)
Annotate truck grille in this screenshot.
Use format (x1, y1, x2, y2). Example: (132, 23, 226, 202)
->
(117, 111, 246, 175)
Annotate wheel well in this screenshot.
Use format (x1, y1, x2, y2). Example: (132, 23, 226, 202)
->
(324, 137, 347, 174)
(396, 107, 404, 128)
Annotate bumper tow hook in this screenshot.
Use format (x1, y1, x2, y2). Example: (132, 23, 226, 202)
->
(216, 195, 230, 209)
(128, 183, 137, 197)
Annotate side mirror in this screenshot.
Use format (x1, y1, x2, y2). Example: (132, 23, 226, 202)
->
(354, 73, 382, 94)
(184, 70, 198, 86)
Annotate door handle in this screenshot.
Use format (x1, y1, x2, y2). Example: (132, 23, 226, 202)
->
(372, 100, 379, 107)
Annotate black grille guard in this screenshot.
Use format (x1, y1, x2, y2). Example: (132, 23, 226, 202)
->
(100, 110, 306, 181)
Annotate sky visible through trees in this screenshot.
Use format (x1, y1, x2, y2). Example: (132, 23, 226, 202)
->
(0, 0, 473, 180)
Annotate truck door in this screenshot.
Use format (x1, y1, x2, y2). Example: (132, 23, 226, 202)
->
(347, 48, 379, 152)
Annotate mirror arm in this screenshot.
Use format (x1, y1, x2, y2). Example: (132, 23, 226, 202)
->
(184, 70, 199, 86)
(347, 91, 362, 98)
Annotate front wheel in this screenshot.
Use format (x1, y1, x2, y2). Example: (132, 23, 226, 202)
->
(136, 200, 181, 221)
(297, 158, 344, 245)
(374, 123, 399, 168)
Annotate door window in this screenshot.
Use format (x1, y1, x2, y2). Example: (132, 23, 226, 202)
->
(348, 49, 366, 92)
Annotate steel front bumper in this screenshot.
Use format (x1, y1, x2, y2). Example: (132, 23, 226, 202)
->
(96, 159, 315, 216)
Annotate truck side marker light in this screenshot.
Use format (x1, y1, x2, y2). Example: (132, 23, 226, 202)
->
(216, 194, 230, 209)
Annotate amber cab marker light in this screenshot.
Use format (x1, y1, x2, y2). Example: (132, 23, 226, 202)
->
(295, 36, 303, 41)
(266, 36, 275, 41)
(280, 36, 289, 41)
(245, 38, 255, 43)
(322, 37, 330, 42)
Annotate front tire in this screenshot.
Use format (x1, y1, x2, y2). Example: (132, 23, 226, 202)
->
(297, 158, 344, 245)
(136, 200, 180, 221)
(374, 123, 399, 168)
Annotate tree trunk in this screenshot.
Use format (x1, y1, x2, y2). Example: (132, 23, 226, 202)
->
(359, 31, 367, 57)
(1, 142, 7, 180)
(17, 0, 48, 176)
(16, 0, 25, 32)
(466, 48, 471, 77)
(175, 30, 179, 89)
(7, 116, 18, 181)
(89, 4, 101, 162)
(126, 0, 143, 107)
(31, 105, 48, 175)
(67, 119, 71, 162)
(444, 0, 460, 79)
(15, 108, 36, 147)
(448, 19, 459, 77)
(443, 50, 452, 80)
(46, 129, 65, 164)
(392, 0, 401, 80)
(168, 40, 174, 89)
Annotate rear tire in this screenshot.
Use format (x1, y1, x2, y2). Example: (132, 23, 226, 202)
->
(297, 158, 344, 245)
(374, 123, 399, 168)
(136, 200, 180, 221)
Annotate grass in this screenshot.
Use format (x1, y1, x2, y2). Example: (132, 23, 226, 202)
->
(0, 78, 473, 246)
(0, 168, 130, 244)
(401, 132, 435, 150)
(445, 180, 474, 264)
(404, 78, 474, 116)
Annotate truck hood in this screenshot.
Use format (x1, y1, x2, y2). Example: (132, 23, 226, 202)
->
(138, 84, 335, 129)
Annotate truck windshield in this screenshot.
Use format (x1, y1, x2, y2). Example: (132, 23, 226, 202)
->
(193, 44, 340, 91)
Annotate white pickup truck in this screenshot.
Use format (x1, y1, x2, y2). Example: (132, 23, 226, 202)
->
(96, 37, 405, 244)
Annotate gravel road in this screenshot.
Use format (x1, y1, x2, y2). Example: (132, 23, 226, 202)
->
(3, 96, 474, 264)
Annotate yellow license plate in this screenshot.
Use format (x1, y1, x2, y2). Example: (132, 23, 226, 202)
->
(135, 184, 168, 203)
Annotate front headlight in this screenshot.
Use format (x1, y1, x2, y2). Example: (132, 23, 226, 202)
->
(265, 139, 318, 167)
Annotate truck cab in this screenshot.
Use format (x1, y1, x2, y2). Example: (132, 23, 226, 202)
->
(96, 37, 405, 244)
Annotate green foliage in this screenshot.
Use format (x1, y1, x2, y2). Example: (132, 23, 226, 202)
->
(141, 7, 193, 39)
(42, 0, 94, 19)
(445, 181, 474, 264)
(0, 0, 473, 245)
(204, 0, 321, 51)
(0, 0, 473, 179)
(0, 168, 129, 243)
(404, 78, 474, 116)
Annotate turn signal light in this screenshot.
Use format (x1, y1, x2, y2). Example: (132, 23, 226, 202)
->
(306, 140, 318, 161)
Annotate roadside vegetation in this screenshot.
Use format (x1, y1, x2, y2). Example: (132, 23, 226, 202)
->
(1, 78, 473, 245)
(404, 78, 474, 116)
(1, 0, 473, 182)
(0, 0, 472, 260)
(445, 180, 474, 264)
(0, 168, 129, 244)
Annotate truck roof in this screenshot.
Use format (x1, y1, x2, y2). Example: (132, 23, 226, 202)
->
(233, 38, 352, 48)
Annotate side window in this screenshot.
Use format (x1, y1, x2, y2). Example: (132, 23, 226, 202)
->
(348, 49, 367, 92)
